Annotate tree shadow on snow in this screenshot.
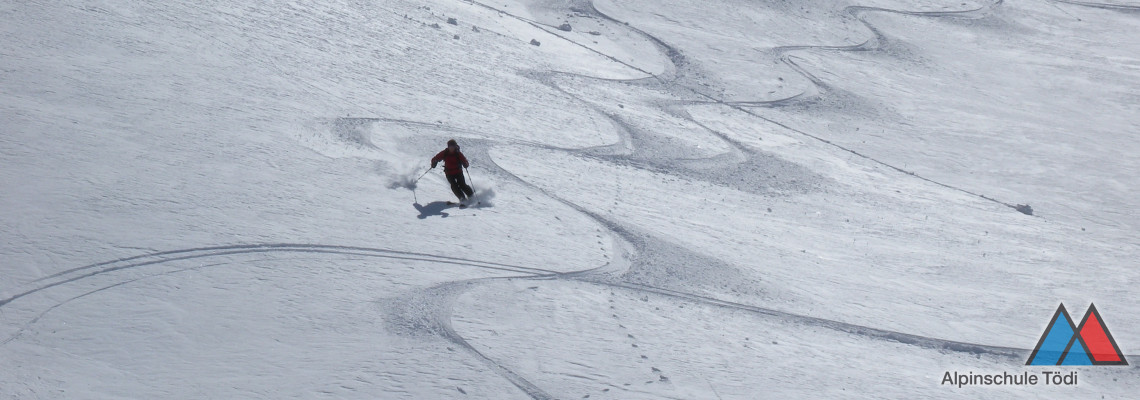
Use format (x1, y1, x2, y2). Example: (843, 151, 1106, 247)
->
(413, 201, 455, 219)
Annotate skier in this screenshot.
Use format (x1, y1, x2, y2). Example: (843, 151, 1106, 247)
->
(431, 139, 474, 203)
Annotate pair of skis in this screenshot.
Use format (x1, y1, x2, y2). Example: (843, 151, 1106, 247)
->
(445, 200, 480, 209)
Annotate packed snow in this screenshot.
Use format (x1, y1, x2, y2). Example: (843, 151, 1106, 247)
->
(3, 0, 1139, 398)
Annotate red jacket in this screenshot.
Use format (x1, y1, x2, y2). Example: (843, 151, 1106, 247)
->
(431, 149, 469, 175)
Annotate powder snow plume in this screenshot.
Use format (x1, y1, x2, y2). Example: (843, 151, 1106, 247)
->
(386, 160, 427, 191)
(468, 183, 496, 207)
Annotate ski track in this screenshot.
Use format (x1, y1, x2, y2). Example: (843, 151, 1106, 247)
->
(384, 0, 1031, 212)
(1050, 0, 1140, 13)
(8, 242, 1135, 397)
(0, 242, 1062, 396)
(660, 0, 1034, 214)
(486, 151, 1033, 360)
(6, 0, 1129, 398)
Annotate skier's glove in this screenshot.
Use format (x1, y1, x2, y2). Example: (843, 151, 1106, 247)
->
(431, 162, 437, 169)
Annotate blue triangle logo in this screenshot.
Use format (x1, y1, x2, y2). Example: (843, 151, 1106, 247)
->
(1027, 304, 1080, 365)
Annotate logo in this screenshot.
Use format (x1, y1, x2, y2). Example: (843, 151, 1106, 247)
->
(1026, 303, 1127, 366)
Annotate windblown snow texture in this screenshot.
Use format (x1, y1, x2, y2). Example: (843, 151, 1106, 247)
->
(2, 0, 1139, 399)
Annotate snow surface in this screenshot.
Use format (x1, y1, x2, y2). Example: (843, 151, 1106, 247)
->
(3, 0, 1139, 398)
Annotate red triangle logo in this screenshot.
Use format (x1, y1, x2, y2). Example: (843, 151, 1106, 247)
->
(1076, 304, 1128, 365)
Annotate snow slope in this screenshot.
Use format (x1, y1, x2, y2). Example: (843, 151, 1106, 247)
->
(2, 0, 1138, 398)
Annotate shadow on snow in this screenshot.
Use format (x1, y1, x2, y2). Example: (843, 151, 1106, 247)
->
(413, 201, 457, 219)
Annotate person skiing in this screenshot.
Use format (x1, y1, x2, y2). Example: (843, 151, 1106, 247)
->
(431, 139, 474, 202)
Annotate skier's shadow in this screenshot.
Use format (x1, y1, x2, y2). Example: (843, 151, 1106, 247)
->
(414, 201, 456, 219)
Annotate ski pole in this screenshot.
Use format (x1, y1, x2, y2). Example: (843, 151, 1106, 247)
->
(413, 167, 432, 184)
(412, 167, 433, 204)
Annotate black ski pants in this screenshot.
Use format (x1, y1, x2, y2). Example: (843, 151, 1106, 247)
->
(447, 173, 474, 200)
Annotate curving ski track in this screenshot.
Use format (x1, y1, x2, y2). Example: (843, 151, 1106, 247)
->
(402, 0, 1032, 214)
(8, 241, 1134, 397)
(1050, 0, 1140, 13)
